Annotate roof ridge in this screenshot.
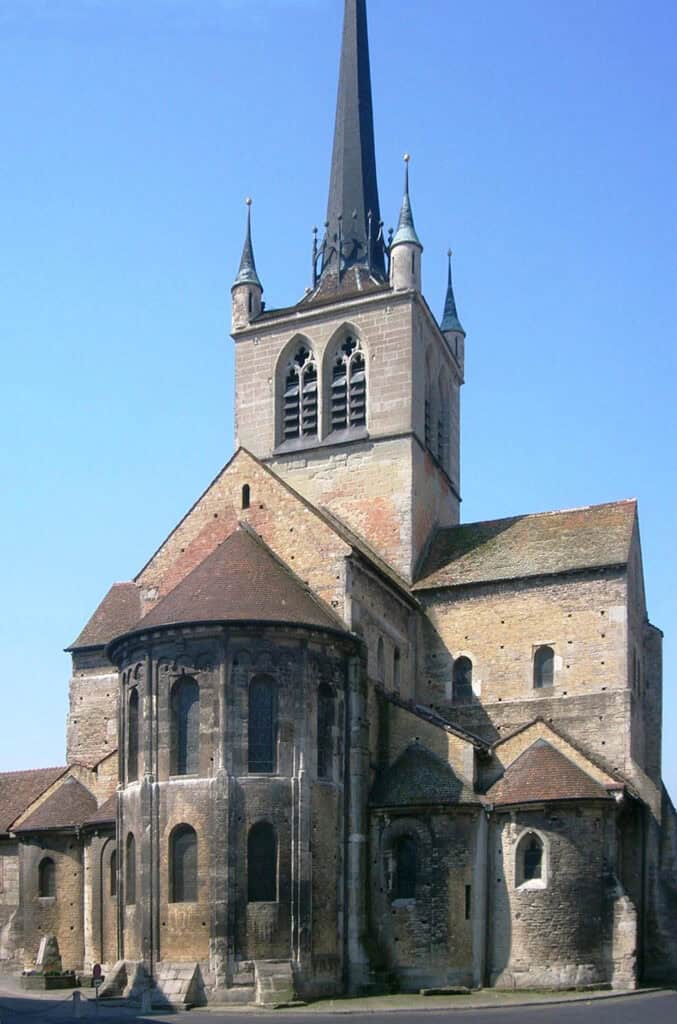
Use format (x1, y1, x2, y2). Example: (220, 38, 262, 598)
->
(440, 498, 637, 534)
(0, 765, 67, 779)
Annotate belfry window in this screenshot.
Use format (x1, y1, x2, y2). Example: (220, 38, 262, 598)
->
(248, 823, 277, 902)
(171, 677, 200, 776)
(393, 835, 417, 900)
(127, 687, 139, 782)
(283, 345, 318, 441)
(534, 646, 555, 689)
(330, 336, 367, 431)
(248, 675, 277, 773)
(170, 825, 198, 903)
(125, 833, 136, 906)
(453, 656, 473, 704)
(38, 857, 56, 898)
(317, 683, 334, 779)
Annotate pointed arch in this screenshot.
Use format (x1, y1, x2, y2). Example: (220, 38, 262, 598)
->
(324, 326, 368, 435)
(276, 335, 318, 444)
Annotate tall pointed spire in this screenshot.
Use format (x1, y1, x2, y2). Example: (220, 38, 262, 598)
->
(233, 198, 262, 289)
(391, 155, 422, 250)
(441, 250, 464, 334)
(322, 0, 385, 281)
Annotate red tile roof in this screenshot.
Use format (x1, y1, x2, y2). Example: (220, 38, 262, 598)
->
(83, 792, 117, 827)
(68, 582, 141, 650)
(486, 740, 613, 806)
(124, 527, 345, 636)
(0, 767, 67, 834)
(414, 500, 636, 590)
(14, 777, 97, 833)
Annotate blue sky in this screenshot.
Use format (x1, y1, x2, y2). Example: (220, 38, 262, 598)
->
(1, 0, 675, 793)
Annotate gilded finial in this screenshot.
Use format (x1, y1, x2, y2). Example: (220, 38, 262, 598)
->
(245, 196, 252, 207)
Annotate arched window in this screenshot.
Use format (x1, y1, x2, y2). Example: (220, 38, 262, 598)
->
(437, 379, 450, 469)
(171, 677, 200, 776)
(330, 336, 367, 432)
(452, 656, 473, 705)
(38, 857, 56, 898)
(110, 849, 118, 898)
(317, 683, 334, 779)
(393, 647, 401, 694)
(247, 823, 277, 902)
(376, 637, 385, 683)
(242, 484, 251, 510)
(283, 344, 318, 441)
(393, 835, 416, 900)
(127, 688, 139, 783)
(534, 646, 554, 689)
(248, 675, 277, 773)
(170, 825, 198, 903)
(517, 832, 545, 887)
(125, 833, 136, 906)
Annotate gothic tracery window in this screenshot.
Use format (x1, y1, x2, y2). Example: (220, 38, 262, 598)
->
(283, 344, 318, 441)
(248, 675, 277, 773)
(330, 336, 367, 432)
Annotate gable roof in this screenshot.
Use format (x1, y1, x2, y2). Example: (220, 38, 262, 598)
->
(67, 582, 141, 651)
(83, 792, 117, 828)
(486, 740, 613, 806)
(117, 527, 346, 638)
(0, 767, 68, 834)
(14, 777, 97, 833)
(370, 742, 481, 808)
(414, 500, 636, 591)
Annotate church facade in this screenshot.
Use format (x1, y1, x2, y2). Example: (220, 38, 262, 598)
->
(1, 0, 676, 1007)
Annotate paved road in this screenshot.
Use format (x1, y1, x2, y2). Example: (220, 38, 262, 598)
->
(0, 991, 675, 1024)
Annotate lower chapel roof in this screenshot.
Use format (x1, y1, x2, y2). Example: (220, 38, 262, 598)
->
(486, 740, 615, 806)
(414, 499, 637, 591)
(14, 777, 98, 834)
(0, 767, 67, 834)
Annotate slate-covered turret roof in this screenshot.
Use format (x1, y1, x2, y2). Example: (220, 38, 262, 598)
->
(14, 777, 97, 833)
(486, 740, 613, 806)
(440, 250, 464, 334)
(114, 527, 345, 638)
(414, 500, 637, 590)
(232, 199, 262, 290)
(0, 766, 67, 835)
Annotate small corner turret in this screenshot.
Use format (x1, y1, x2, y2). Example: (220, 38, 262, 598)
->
(231, 198, 263, 332)
(441, 249, 465, 370)
(389, 154, 423, 292)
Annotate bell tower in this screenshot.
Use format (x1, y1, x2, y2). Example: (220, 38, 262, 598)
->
(230, 0, 464, 582)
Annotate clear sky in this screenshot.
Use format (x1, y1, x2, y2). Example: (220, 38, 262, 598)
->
(1, 1, 675, 793)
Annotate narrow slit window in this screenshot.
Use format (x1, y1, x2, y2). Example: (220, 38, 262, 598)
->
(38, 857, 56, 898)
(393, 647, 401, 694)
(125, 834, 136, 906)
(127, 688, 139, 782)
(242, 484, 250, 510)
(248, 823, 277, 902)
(453, 657, 473, 705)
(465, 884, 472, 920)
(376, 637, 385, 683)
(170, 825, 198, 903)
(317, 683, 334, 779)
(110, 849, 118, 898)
(171, 677, 200, 775)
(393, 835, 416, 900)
(534, 646, 554, 689)
(248, 675, 277, 773)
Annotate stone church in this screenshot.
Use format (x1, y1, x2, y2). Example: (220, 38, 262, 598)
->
(1, 0, 676, 1007)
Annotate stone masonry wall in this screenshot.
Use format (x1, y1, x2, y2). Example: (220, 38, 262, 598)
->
(67, 650, 119, 768)
(19, 835, 85, 971)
